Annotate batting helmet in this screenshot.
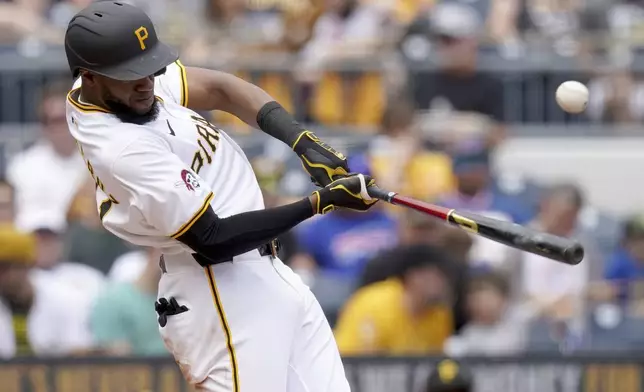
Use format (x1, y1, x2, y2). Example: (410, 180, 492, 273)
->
(64, 1, 178, 81)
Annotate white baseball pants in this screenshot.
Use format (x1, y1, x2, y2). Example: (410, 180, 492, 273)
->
(157, 250, 351, 392)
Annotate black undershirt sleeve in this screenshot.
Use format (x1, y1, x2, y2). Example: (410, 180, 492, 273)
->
(176, 198, 314, 265)
(256, 101, 304, 147)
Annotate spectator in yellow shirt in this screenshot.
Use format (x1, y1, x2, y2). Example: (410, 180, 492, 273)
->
(334, 245, 454, 355)
(369, 97, 455, 203)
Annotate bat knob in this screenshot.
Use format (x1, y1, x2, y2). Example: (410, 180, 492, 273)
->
(367, 186, 395, 203)
(564, 243, 585, 265)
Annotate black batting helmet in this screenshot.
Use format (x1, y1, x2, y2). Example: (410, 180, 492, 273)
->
(64, 1, 178, 81)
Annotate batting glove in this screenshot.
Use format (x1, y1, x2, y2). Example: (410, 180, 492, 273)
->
(312, 173, 378, 214)
(292, 131, 349, 187)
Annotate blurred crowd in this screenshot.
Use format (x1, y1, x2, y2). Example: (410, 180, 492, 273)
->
(6, 0, 644, 125)
(2, 0, 644, 363)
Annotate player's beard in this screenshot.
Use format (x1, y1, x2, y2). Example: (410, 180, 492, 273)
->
(105, 98, 160, 125)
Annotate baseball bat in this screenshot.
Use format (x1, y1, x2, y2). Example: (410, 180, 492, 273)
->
(367, 186, 584, 265)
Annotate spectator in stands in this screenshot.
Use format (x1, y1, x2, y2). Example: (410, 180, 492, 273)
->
(296, 0, 387, 125)
(604, 214, 644, 302)
(508, 0, 604, 59)
(519, 183, 591, 321)
(425, 359, 473, 392)
(295, 154, 398, 323)
(298, 0, 385, 73)
(361, 208, 473, 285)
(0, 225, 92, 357)
(49, 0, 94, 29)
(90, 248, 168, 356)
(7, 81, 86, 234)
(359, 209, 472, 330)
(440, 143, 533, 224)
(21, 209, 106, 306)
(404, 2, 506, 149)
(587, 68, 644, 124)
(0, 180, 13, 223)
(368, 97, 454, 202)
(577, 203, 622, 271)
(438, 142, 533, 268)
(64, 178, 132, 274)
(183, 0, 313, 65)
(0, 0, 62, 44)
(444, 271, 529, 356)
(108, 248, 149, 283)
(334, 244, 453, 355)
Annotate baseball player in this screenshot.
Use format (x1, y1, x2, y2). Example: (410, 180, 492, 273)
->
(63, 2, 377, 391)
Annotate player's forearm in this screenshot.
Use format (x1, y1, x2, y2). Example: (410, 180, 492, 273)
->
(177, 196, 317, 265)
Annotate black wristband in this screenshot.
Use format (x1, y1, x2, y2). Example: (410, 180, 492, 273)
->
(313, 188, 336, 215)
(256, 101, 305, 147)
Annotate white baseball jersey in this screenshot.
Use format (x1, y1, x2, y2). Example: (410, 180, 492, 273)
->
(65, 61, 265, 257)
(65, 61, 352, 392)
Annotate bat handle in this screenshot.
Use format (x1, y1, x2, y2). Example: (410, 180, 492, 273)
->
(368, 185, 397, 203)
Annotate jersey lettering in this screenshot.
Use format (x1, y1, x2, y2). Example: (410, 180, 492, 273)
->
(77, 143, 119, 220)
(190, 115, 221, 174)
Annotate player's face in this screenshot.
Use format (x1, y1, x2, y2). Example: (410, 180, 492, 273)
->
(406, 266, 449, 306)
(436, 35, 478, 69)
(455, 165, 488, 196)
(99, 74, 156, 114)
(467, 286, 505, 325)
(540, 196, 579, 236)
(33, 231, 63, 269)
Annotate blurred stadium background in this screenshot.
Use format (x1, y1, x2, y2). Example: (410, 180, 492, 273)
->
(2, 0, 644, 391)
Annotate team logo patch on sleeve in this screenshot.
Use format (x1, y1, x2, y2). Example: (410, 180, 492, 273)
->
(180, 169, 201, 192)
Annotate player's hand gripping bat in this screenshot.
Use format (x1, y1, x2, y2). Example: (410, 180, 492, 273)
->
(367, 186, 584, 265)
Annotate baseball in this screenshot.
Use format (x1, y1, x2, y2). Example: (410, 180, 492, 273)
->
(556, 81, 589, 114)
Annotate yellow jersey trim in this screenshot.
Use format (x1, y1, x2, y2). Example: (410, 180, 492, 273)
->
(176, 60, 189, 107)
(170, 192, 214, 239)
(67, 88, 111, 113)
(67, 88, 164, 113)
(204, 266, 240, 391)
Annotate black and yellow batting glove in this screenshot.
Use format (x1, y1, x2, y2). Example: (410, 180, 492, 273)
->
(312, 173, 378, 215)
(292, 131, 349, 187)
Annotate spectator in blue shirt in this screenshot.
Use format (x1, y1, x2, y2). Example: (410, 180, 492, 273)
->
(437, 142, 534, 268)
(438, 142, 534, 225)
(604, 214, 644, 301)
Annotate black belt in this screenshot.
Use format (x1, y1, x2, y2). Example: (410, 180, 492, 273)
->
(159, 239, 280, 273)
(258, 238, 281, 258)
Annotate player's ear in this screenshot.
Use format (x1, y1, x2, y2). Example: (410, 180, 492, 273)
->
(80, 70, 96, 85)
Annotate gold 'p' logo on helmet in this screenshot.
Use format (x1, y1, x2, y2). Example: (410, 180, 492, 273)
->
(134, 26, 149, 50)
